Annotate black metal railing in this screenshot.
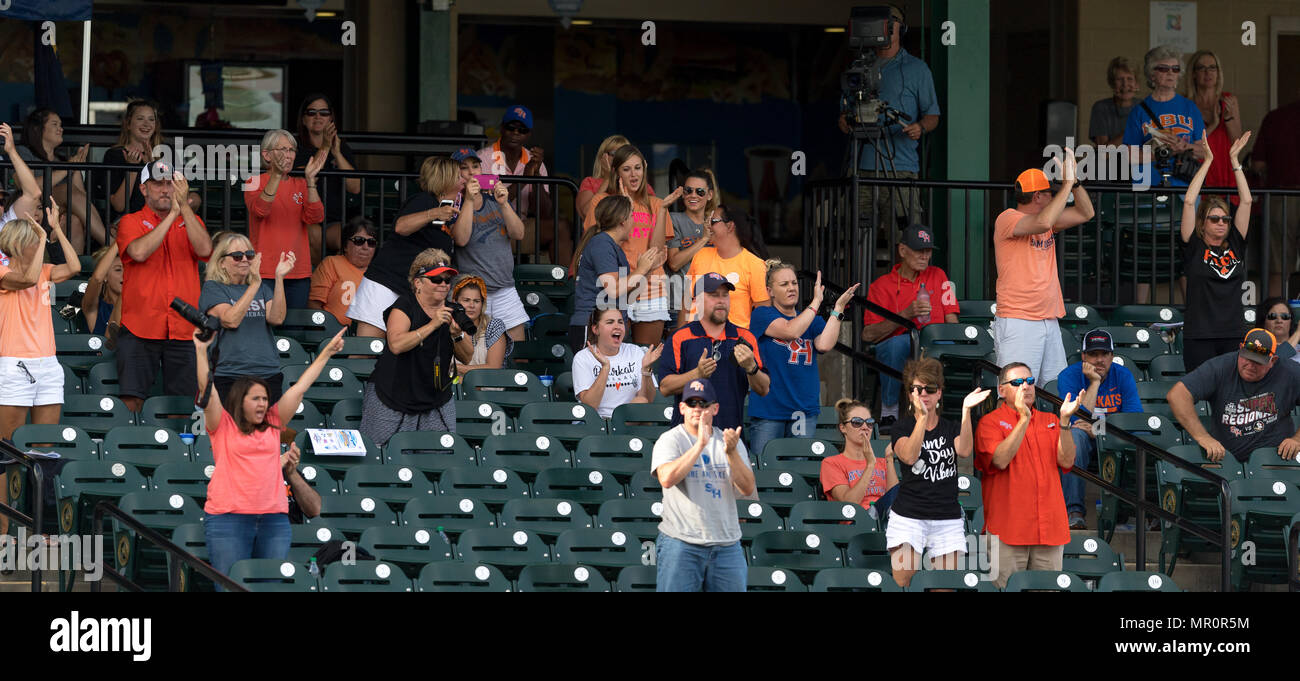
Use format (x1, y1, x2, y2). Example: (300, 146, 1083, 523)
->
(91, 500, 248, 593)
(0, 439, 48, 593)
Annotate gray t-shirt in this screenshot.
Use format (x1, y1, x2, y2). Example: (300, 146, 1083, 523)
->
(198, 280, 281, 379)
(453, 196, 515, 292)
(667, 212, 708, 271)
(1180, 352, 1300, 462)
(651, 424, 754, 546)
(1089, 98, 1134, 141)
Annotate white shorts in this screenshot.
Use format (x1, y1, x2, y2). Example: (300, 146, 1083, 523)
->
(347, 277, 400, 332)
(0, 356, 64, 407)
(628, 295, 671, 323)
(885, 510, 967, 557)
(488, 287, 530, 330)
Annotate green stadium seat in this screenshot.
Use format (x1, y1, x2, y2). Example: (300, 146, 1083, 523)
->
(382, 430, 476, 480)
(608, 403, 675, 439)
(1062, 535, 1124, 584)
(340, 463, 438, 511)
(509, 339, 573, 377)
(227, 559, 318, 592)
(101, 426, 190, 476)
(328, 398, 364, 430)
(358, 527, 454, 578)
(12, 424, 98, 461)
(499, 497, 593, 542)
(1110, 304, 1184, 326)
(167, 523, 213, 592)
(788, 501, 874, 544)
(460, 369, 548, 417)
(752, 470, 816, 514)
(747, 567, 807, 592)
(1097, 571, 1180, 592)
(521, 291, 560, 318)
(59, 394, 135, 437)
(596, 499, 663, 542)
(515, 401, 606, 448)
(533, 467, 624, 512)
(917, 323, 994, 362)
(1004, 570, 1090, 592)
(455, 528, 551, 579)
(293, 462, 341, 496)
(438, 466, 530, 510)
(55, 460, 149, 535)
(293, 429, 383, 481)
(1244, 447, 1300, 488)
(479, 433, 572, 478)
(1097, 411, 1183, 539)
(321, 560, 413, 592)
(813, 409, 845, 443)
(735, 500, 783, 546)
(614, 565, 658, 592)
(272, 336, 312, 367)
(550, 371, 576, 403)
(137, 396, 203, 436)
(282, 363, 363, 412)
(313, 494, 400, 541)
(287, 523, 344, 564)
(553, 528, 643, 572)
(906, 570, 997, 592)
(1058, 303, 1105, 333)
(416, 562, 512, 592)
(149, 462, 212, 506)
(112, 490, 204, 588)
(1135, 380, 1179, 409)
(55, 334, 113, 375)
(1228, 478, 1300, 590)
(287, 399, 328, 432)
(453, 399, 511, 448)
(1060, 327, 1081, 358)
(749, 530, 843, 579)
(529, 313, 570, 342)
(277, 309, 344, 347)
(1146, 354, 1185, 380)
(627, 470, 663, 499)
(84, 361, 123, 396)
(322, 336, 383, 380)
(811, 567, 902, 592)
(957, 474, 982, 522)
(400, 496, 496, 541)
(1156, 444, 1242, 574)
(517, 563, 611, 592)
(1097, 325, 1170, 367)
(63, 364, 83, 396)
(758, 438, 838, 488)
(573, 435, 652, 478)
(960, 300, 998, 325)
(844, 531, 891, 571)
(967, 506, 984, 535)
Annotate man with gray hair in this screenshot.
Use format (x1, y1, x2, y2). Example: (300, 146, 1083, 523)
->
(1122, 45, 1206, 188)
(244, 129, 326, 308)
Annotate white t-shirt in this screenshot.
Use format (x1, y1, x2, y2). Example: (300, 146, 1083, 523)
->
(651, 424, 754, 546)
(572, 342, 647, 419)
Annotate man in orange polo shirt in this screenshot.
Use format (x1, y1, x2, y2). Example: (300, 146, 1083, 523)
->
(975, 361, 1084, 588)
(115, 161, 212, 412)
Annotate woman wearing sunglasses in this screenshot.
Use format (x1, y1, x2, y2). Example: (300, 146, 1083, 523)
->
(308, 216, 376, 324)
(665, 168, 720, 274)
(820, 398, 898, 511)
(198, 232, 293, 405)
(1255, 297, 1300, 363)
(1121, 45, 1206, 189)
(887, 358, 990, 588)
(1180, 127, 1253, 373)
(293, 94, 361, 265)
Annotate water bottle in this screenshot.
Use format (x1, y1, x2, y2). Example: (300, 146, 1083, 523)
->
(308, 556, 320, 578)
(916, 284, 933, 324)
(436, 526, 452, 546)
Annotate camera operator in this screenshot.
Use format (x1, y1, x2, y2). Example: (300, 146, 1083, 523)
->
(837, 4, 940, 233)
(198, 233, 293, 406)
(115, 161, 212, 412)
(1122, 45, 1206, 188)
(358, 249, 474, 447)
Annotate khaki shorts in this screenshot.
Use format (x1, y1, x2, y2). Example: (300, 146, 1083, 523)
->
(989, 534, 1064, 590)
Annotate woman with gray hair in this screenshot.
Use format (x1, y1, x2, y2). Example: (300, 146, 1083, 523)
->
(1089, 57, 1138, 145)
(1121, 45, 1206, 189)
(243, 128, 326, 308)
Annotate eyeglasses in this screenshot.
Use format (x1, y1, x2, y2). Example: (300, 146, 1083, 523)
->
(910, 384, 940, 394)
(841, 417, 875, 429)
(1153, 65, 1181, 74)
(349, 236, 378, 247)
(1193, 64, 1219, 72)
(685, 187, 708, 197)
(1002, 377, 1036, 387)
(684, 398, 712, 409)
(1267, 312, 1293, 321)
(502, 123, 529, 133)
(425, 276, 452, 285)
(268, 146, 296, 153)
(709, 217, 725, 224)
(223, 250, 256, 262)
(304, 108, 332, 117)
(1205, 215, 1231, 225)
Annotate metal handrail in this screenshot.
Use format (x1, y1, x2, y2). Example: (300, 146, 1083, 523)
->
(1290, 520, 1299, 592)
(0, 439, 47, 592)
(91, 500, 248, 593)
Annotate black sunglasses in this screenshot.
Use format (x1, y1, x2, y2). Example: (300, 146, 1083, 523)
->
(349, 236, 378, 247)
(709, 217, 725, 224)
(1267, 312, 1293, 321)
(685, 187, 708, 197)
(502, 123, 529, 133)
(910, 384, 941, 394)
(1002, 377, 1036, 387)
(223, 250, 256, 262)
(1205, 215, 1231, 225)
(684, 398, 712, 409)
(425, 276, 452, 285)
(304, 108, 332, 117)
(1153, 65, 1181, 74)
(841, 417, 875, 429)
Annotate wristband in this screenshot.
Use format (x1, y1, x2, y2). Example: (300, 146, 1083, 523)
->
(830, 309, 843, 320)
(1232, 166, 1242, 172)
(746, 364, 759, 376)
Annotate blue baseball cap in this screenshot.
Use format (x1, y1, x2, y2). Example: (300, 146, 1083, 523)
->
(501, 105, 533, 130)
(694, 272, 736, 297)
(681, 378, 718, 404)
(450, 147, 478, 162)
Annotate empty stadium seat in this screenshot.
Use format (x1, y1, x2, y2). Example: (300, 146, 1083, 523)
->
(58, 394, 135, 437)
(1058, 303, 1105, 333)
(626, 470, 663, 499)
(759, 438, 838, 487)
(553, 528, 643, 576)
(112, 490, 204, 587)
(906, 570, 997, 592)
(438, 466, 530, 509)
(1097, 325, 1169, 366)
(734, 500, 783, 546)
(137, 396, 202, 435)
(1228, 478, 1299, 590)
(313, 494, 400, 540)
(227, 559, 318, 592)
(608, 403, 675, 439)
(167, 523, 212, 592)
(55, 460, 149, 535)
(1244, 447, 1300, 488)
(1109, 304, 1183, 326)
(749, 530, 842, 579)
(415, 562, 511, 592)
(12, 424, 98, 461)
(340, 463, 438, 510)
(917, 323, 994, 362)
(509, 339, 573, 377)
(293, 462, 341, 496)
(811, 567, 901, 592)
(382, 430, 476, 479)
(1097, 571, 1180, 592)
(596, 499, 663, 542)
(282, 363, 363, 411)
(328, 398, 364, 430)
(322, 560, 413, 592)
(479, 433, 572, 478)
(1062, 535, 1124, 584)
(1146, 354, 1185, 381)
(515, 402, 606, 447)
(752, 470, 816, 514)
(516, 563, 611, 592)
(453, 399, 511, 447)
(573, 434, 652, 478)
(1004, 570, 1090, 592)
(1156, 444, 1243, 574)
(788, 501, 874, 544)
(551, 371, 576, 403)
(460, 369, 548, 416)
(455, 528, 551, 579)
(400, 496, 497, 541)
(287, 399, 329, 431)
(499, 497, 593, 541)
(1097, 411, 1182, 538)
(844, 531, 891, 571)
(149, 461, 212, 505)
(533, 467, 624, 511)
(614, 565, 658, 592)
(746, 567, 807, 592)
(358, 527, 454, 577)
(272, 336, 312, 367)
(287, 523, 344, 564)
(323, 336, 384, 380)
(101, 426, 190, 475)
(55, 334, 114, 374)
(277, 309, 344, 347)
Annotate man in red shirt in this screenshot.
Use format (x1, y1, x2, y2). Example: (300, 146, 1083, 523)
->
(115, 161, 212, 412)
(1252, 95, 1300, 295)
(861, 224, 959, 429)
(975, 361, 1083, 588)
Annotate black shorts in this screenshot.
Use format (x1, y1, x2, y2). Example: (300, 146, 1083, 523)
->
(115, 326, 199, 400)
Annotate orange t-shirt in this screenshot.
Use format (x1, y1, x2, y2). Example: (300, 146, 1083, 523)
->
(582, 193, 672, 300)
(974, 403, 1072, 546)
(0, 263, 56, 358)
(244, 174, 324, 280)
(309, 255, 365, 324)
(819, 453, 890, 509)
(116, 206, 207, 341)
(993, 208, 1065, 320)
(687, 247, 769, 328)
(205, 407, 289, 515)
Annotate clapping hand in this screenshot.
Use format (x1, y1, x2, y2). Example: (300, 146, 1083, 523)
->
(588, 342, 610, 369)
(663, 185, 685, 206)
(962, 387, 991, 410)
(44, 203, 63, 240)
(810, 271, 825, 310)
(172, 172, 190, 204)
(698, 408, 714, 442)
(22, 210, 48, 243)
(304, 153, 326, 184)
(1229, 130, 1252, 164)
(0, 123, 14, 154)
(695, 347, 718, 379)
(1059, 391, 1083, 420)
(69, 144, 90, 164)
(1062, 146, 1076, 183)
(909, 385, 929, 420)
(833, 283, 859, 316)
(723, 427, 741, 454)
(1012, 383, 1032, 418)
(275, 251, 296, 278)
(642, 342, 663, 368)
(733, 343, 758, 373)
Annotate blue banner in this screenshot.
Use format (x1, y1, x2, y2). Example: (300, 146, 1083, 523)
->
(1, 0, 93, 22)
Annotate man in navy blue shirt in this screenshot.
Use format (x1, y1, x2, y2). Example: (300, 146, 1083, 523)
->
(1055, 329, 1142, 528)
(658, 273, 770, 431)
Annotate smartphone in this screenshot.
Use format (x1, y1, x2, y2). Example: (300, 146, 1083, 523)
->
(473, 174, 500, 190)
(432, 198, 456, 226)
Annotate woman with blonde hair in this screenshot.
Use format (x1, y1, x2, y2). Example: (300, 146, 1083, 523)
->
(82, 244, 123, 341)
(1185, 50, 1243, 191)
(350, 156, 462, 337)
(99, 99, 202, 217)
(819, 398, 897, 511)
(568, 195, 665, 352)
(449, 273, 513, 373)
(197, 232, 293, 404)
(577, 134, 656, 223)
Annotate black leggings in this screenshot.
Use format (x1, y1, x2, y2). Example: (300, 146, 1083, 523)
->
(1182, 337, 1239, 375)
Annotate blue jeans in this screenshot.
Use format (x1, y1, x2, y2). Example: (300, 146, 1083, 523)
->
(655, 533, 747, 592)
(748, 417, 811, 465)
(1062, 428, 1095, 514)
(204, 513, 291, 591)
(283, 278, 311, 310)
(874, 334, 912, 408)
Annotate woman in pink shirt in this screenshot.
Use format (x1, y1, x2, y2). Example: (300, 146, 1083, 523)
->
(195, 325, 344, 588)
(244, 129, 326, 310)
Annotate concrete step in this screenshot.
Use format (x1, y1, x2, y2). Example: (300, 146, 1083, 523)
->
(1087, 528, 1163, 563)
(1121, 561, 1289, 593)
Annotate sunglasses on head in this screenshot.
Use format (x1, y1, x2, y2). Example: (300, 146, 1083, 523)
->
(685, 187, 708, 197)
(1267, 312, 1293, 321)
(1002, 377, 1036, 387)
(1205, 215, 1231, 225)
(911, 384, 940, 394)
(224, 250, 256, 262)
(305, 108, 332, 117)
(502, 123, 529, 133)
(684, 398, 712, 409)
(349, 236, 378, 247)
(1153, 65, 1181, 74)
(842, 417, 875, 429)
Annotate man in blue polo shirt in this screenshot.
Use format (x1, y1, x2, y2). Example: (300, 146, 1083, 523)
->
(838, 4, 940, 232)
(658, 273, 770, 431)
(1055, 328, 1143, 528)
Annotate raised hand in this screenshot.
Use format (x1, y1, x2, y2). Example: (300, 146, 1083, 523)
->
(962, 387, 991, 410)
(44, 202, 63, 237)
(1012, 383, 1032, 418)
(695, 347, 718, 379)
(811, 271, 825, 309)
(172, 172, 190, 202)
(733, 343, 757, 373)
(1062, 147, 1076, 183)
(69, 144, 90, 164)
(305, 152, 326, 183)
(588, 341, 610, 368)
(124, 146, 146, 164)
(698, 408, 714, 442)
(0, 123, 16, 154)
(663, 186, 684, 206)
(320, 328, 346, 357)
(643, 342, 663, 368)
(1059, 391, 1083, 420)
(723, 427, 741, 454)
(1229, 130, 1252, 163)
(281, 441, 301, 475)
(248, 252, 263, 275)
(909, 385, 929, 420)
(22, 211, 48, 243)
(493, 180, 510, 204)
(833, 283, 859, 315)
(275, 251, 295, 278)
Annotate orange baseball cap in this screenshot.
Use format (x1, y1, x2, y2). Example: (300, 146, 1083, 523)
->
(1015, 168, 1053, 193)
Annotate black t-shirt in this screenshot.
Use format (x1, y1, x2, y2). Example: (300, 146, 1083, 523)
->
(1183, 229, 1246, 339)
(293, 139, 357, 224)
(368, 293, 455, 414)
(1180, 351, 1300, 462)
(100, 146, 147, 215)
(365, 192, 456, 294)
(889, 414, 963, 520)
